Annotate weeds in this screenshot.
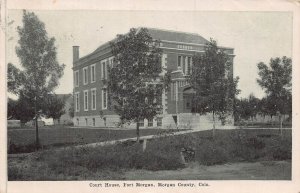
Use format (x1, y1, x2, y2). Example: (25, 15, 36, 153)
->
(8, 129, 292, 180)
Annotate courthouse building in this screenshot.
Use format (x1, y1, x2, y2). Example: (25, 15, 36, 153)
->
(72, 28, 234, 129)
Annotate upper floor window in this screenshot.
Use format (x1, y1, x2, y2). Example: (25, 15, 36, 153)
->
(83, 67, 88, 85)
(178, 55, 193, 75)
(109, 57, 114, 67)
(101, 60, 108, 80)
(84, 90, 89, 111)
(91, 64, 96, 83)
(74, 70, 79, 87)
(75, 92, 80, 112)
(187, 57, 192, 75)
(178, 55, 182, 68)
(182, 56, 187, 74)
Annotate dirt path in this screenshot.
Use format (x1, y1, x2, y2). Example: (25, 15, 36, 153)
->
(124, 161, 291, 180)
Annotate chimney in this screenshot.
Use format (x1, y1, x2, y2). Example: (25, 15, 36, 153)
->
(73, 46, 79, 64)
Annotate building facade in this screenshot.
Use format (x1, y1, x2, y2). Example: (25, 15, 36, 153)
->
(72, 28, 235, 129)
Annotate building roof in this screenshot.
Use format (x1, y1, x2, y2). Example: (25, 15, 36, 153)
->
(146, 27, 209, 45)
(77, 28, 210, 63)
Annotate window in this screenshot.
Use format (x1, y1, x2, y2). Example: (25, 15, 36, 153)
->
(187, 57, 192, 75)
(91, 88, 96, 110)
(74, 70, 79, 87)
(84, 90, 88, 111)
(92, 118, 95, 126)
(182, 56, 186, 74)
(75, 92, 80, 112)
(109, 57, 114, 67)
(178, 55, 192, 75)
(157, 117, 162, 127)
(83, 67, 88, 85)
(138, 119, 144, 127)
(101, 61, 108, 79)
(157, 93, 162, 106)
(186, 102, 191, 109)
(178, 55, 182, 68)
(102, 89, 107, 109)
(148, 119, 153, 127)
(91, 64, 96, 83)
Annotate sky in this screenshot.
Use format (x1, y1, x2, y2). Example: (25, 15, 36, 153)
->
(6, 10, 293, 99)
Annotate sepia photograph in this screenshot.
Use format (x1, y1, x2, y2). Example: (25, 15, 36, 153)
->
(2, 1, 299, 192)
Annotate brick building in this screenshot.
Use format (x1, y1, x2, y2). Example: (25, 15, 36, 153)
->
(72, 28, 234, 129)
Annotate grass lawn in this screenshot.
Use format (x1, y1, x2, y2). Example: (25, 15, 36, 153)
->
(235, 122, 292, 128)
(8, 128, 291, 180)
(8, 125, 179, 153)
(124, 160, 291, 180)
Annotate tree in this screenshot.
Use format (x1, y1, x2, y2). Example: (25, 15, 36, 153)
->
(258, 96, 276, 124)
(189, 39, 239, 138)
(7, 98, 18, 120)
(7, 63, 25, 94)
(69, 95, 75, 119)
(43, 94, 66, 124)
(248, 94, 260, 124)
(257, 56, 292, 134)
(10, 10, 65, 148)
(108, 28, 168, 141)
(12, 91, 36, 126)
(234, 94, 260, 126)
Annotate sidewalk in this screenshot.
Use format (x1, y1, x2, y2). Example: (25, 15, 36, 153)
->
(8, 129, 198, 158)
(76, 129, 198, 149)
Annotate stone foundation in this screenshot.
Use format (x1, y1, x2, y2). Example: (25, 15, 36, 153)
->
(73, 113, 235, 130)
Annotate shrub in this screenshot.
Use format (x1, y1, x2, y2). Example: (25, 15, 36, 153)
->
(195, 141, 229, 166)
(245, 137, 265, 149)
(42, 139, 185, 172)
(271, 138, 292, 160)
(272, 147, 291, 160)
(8, 166, 24, 180)
(8, 142, 40, 154)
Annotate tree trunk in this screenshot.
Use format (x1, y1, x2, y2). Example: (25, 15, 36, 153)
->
(20, 121, 25, 127)
(212, 111, 216, 139)
(35, 98, 39, 150)
(280, 114, 283, 137)
(271, 115, 273, 126)
(136, 122, 140, 142)
(142, 139, 147, 151)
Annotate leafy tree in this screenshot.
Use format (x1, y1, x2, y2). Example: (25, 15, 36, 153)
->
(257, 96, 276, 124)
(257, 56, 292, 133)
(190, 39, 239, 138)
(7, 63, 25, 94)
(248, 94, 260, 124)
(234, 98, 250, 123)
(7, 98, 18, 120)
(108, 28, 168, 141)
(12, 92, 36, 126)
(9, 10, 65, 147)
(234, 94, 260, 126)
(43, 94, 66, 124)
(69, 95, 75, 119)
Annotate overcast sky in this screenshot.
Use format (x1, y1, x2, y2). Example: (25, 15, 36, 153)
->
(6, 10, 292, 99)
